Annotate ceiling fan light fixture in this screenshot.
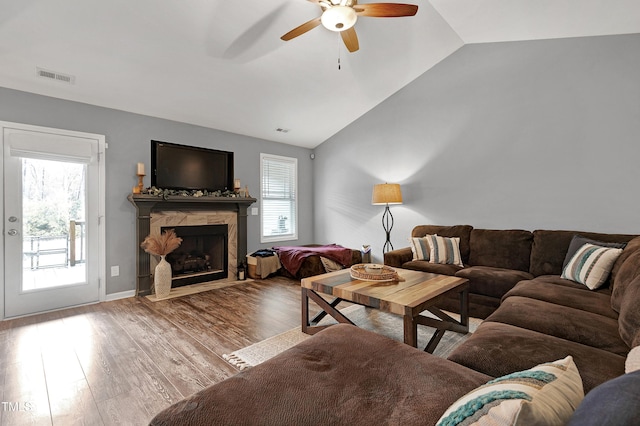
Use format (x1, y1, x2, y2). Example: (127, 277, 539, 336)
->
(321, 6, 357, 32)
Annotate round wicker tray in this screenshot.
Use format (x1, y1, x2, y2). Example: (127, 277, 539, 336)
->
(350, 264, 400, 282)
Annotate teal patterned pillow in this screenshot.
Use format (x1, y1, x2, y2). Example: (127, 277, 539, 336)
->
(561, 243, 623, 290)
(436, 356, 584, 426)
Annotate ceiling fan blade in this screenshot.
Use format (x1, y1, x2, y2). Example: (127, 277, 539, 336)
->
(280, 17, 322, 41)
(354, 3, 418, 17)
(341, 27, 359, 52)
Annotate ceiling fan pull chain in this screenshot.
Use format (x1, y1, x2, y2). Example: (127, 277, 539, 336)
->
(337, 35, 342, 70)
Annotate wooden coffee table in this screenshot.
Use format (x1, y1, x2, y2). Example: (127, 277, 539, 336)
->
(301, 268, 469, 353)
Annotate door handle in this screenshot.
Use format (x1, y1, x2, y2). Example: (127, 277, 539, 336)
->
(7, 229, 18, 236)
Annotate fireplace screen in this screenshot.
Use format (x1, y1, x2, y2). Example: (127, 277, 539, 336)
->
(162, 224, 228, 287)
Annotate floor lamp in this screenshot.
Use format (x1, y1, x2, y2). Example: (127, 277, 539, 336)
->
(372, 183, 403, 254)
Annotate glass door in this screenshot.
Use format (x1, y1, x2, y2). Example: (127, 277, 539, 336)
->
(3, 124, 103, 318)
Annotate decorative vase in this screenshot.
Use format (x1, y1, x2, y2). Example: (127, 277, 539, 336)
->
(154, 255, 172, 299)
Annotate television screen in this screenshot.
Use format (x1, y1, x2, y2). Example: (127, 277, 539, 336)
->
(151, 141, 234, 191)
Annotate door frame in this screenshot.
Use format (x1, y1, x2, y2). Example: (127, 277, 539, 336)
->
(0, 121, 106, 320)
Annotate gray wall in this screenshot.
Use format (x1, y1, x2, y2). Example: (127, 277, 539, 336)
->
(0, 87, 314, 294)
(313, 34, 640, 263)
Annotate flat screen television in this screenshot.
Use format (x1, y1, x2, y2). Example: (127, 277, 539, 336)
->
(151, 140, 234, 192)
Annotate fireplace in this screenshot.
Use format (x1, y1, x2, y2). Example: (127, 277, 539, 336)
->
(164, 224, 228, 287)
(128, 194, 255, 296)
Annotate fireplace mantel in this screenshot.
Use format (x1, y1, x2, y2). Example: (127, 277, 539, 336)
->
(128, 194, 256, 296)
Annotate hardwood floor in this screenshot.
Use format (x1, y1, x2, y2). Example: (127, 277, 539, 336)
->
(0, 276, 309, 425)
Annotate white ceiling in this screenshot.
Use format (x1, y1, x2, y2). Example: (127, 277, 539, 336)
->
(0, 0, 638, 148)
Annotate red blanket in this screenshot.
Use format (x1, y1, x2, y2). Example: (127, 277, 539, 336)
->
(274, 244, 353, 276)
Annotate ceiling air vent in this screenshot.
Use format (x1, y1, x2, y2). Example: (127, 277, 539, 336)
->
(36, 67, 75, 84)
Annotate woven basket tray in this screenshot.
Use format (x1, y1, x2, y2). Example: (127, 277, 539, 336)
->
(350, 264, 401, 282)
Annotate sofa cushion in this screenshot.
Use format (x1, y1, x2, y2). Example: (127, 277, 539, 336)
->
(436, 356, 583, 426)
(611, 248, 640, 313)
(447, 321, 626, 393)
(426, 234, 464, 267)
(485, 296, 628, 356)
(529, 230, 636, 277)
(402, 260, 463, 276)
(567, 370, 640, 426)
(468, 229, 533, 272)
(562, 234, 627, 269)
(561, 244, 623, 290)
(150, 324, 491, 426)
(411, 225, 473, 264)
(503, 280, 618, 319)
(455, 266, 533, 299)
(618, 275, 640, 348)
(409, 237, 430, 261)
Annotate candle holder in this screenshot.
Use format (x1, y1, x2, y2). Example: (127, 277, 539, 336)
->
(137, 173, 145, 194)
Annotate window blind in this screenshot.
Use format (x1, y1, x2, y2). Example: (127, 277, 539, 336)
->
(260, 154, 297, 243)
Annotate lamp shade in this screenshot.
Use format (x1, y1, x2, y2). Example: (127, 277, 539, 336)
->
(372, 183, 403, 205)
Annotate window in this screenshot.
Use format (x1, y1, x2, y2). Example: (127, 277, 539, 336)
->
(260, 153, 297, 243)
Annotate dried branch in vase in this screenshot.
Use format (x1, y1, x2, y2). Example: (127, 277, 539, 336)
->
(141, 229, 183, 256)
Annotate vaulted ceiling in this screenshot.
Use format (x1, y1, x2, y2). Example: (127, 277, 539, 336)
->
(1, 0, 638, 148)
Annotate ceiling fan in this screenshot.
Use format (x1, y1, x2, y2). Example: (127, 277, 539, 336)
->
(281, 0, 418, 53)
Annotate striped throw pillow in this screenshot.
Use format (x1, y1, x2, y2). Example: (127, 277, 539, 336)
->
(561, 243, 623, 290)
(409, 237, 430, 261)
(436, 356, 584, 426)
(426, 234, 463, 267)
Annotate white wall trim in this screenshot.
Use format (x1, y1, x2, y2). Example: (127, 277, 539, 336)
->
(105, 290, 136, 301)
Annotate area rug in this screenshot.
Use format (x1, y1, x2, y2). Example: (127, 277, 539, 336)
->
(223, 305, 481, 370)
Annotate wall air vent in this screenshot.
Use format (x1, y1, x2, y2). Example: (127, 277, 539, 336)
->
(36, 67, 76, 84)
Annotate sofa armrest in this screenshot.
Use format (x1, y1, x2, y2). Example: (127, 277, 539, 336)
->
(384, 247, 413, 267)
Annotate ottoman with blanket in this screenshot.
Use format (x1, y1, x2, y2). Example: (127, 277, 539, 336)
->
(274, 244, 362, 279)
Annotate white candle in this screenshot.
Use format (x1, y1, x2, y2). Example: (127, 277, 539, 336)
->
(137, 162, 145, 175)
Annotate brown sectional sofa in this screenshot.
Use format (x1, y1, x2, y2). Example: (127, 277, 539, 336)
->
(448, 232, 640, 394)
(151, 226, 640, 425)
(384, 225, 638, 319)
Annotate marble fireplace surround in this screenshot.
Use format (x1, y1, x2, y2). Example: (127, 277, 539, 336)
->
(150, 210, 236, 283)
(128, 194, 256, 296)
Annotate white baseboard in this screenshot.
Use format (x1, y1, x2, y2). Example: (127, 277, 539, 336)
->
(105, 290, 136, 301)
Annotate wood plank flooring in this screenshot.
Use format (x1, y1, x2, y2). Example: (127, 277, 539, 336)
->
(0, 276, 311, 425)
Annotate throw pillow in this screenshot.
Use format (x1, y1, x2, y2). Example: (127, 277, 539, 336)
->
(426, 234, 463, 267)
(627, 346, 640, 374)
(566, 370, 640, 426)
(409, 237, 430, 261)
(436, 356, 584, 426)
(561, 243, 624, 290)
(562, 235, 627, 269)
